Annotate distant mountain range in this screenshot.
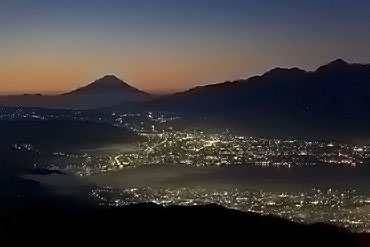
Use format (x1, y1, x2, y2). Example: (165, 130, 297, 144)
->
(2, 59, 370, 142)
(111, 59, 370, 142)
(0, 75, 151, 110)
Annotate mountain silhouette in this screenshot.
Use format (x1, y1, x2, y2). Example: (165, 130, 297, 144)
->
(65, 75, 149, 97)
(128, 59, 370, 142)
(0, 75, 151, 110)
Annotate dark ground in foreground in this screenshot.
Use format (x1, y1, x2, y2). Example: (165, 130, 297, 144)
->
(1, 202, 369, 246)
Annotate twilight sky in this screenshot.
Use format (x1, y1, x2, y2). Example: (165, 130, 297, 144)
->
(1, 0, 370, 94)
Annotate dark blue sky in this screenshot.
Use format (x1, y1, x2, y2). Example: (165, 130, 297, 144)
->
(1, 0, 370, 93)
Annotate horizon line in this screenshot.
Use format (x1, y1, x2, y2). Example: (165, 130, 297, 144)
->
(0, 58, 363, 96)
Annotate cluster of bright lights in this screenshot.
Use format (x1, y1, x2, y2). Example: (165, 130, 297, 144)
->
(92, 187, 370, 232)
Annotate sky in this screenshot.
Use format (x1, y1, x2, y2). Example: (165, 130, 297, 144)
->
(1, 0, 370, 94)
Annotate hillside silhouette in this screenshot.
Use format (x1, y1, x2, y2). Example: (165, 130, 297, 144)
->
(1, 202, 369, 246)
(136, 59, 370, 142)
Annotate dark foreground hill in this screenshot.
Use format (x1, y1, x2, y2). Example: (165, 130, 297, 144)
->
(1, 202, 369, 246)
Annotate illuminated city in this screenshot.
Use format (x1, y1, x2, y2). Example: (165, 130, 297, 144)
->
(92, 187, 370, 232)
(2, 1, 370, 244)
(4, 107, 370, 233)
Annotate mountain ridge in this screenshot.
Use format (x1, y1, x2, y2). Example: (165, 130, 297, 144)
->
(112, 59, 370, 142)
(169, 59, 369, 97)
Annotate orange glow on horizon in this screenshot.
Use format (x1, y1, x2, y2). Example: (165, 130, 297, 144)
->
(0, 49, 265, 94)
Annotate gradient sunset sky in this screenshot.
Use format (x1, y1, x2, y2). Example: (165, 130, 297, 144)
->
(1, 0, 370, 94)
